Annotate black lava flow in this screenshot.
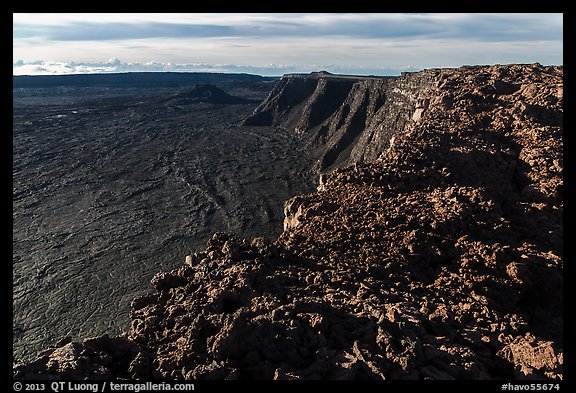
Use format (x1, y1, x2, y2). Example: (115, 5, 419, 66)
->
(12, 79, 317, 361)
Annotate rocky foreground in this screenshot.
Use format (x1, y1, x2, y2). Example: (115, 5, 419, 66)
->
(14, 64, 563, 380)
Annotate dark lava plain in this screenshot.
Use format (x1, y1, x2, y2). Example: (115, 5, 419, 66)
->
(13, 79, 316, 361)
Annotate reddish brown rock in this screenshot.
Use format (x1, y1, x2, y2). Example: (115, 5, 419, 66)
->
(497, 334, 562, 379)
(14, 64, 562, 380)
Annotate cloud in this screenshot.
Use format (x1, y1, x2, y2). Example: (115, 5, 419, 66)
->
(13, 13, 563, 42)
(432, 13, 563, 42)
(12, 14, 562, 76)
(11, 58, 416, 77)
(14, 22, 234, 41)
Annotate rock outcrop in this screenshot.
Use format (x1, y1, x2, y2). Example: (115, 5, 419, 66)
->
(14, 63, 563, 380)
(243, 71, 437, 171)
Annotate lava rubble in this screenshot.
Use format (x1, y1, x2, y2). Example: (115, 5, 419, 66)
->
(14, 63, 563, 380)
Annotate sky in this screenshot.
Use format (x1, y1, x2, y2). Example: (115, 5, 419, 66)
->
(13, 13, 563, 76)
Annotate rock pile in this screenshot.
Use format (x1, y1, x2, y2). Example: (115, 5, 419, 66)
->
(14, 63, 563, 380)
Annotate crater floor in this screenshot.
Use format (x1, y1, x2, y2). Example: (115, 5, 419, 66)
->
(13, 83, 316, 361)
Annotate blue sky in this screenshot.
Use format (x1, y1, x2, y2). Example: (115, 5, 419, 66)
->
(13, 13, 563, 76)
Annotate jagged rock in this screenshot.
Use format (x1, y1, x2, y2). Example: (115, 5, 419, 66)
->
(150, 271, 187, 291)
(497, 334, 562, 379)
(14, 64, 562, 380)
(128, 351, 153, 380)
(184, 254, 200, 267)
(83, 334, 139, 357)
(13, 342, 111, 380)
(283, 196, 307, 231)
(221, 240, 243, 261)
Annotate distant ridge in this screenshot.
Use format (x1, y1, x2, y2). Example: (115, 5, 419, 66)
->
(163, 84, 248, 105)
(13, 72, 277, 88)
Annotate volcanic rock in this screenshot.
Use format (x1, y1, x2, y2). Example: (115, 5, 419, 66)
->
(243, 71, 437, 171)
(14, 63, 563, 380)
(12, 76, 315, 362)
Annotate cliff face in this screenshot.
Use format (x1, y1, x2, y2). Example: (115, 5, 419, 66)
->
(243, 71, 437, 171)
(280, 63, 563, 379)
(14, 64, 563, 381)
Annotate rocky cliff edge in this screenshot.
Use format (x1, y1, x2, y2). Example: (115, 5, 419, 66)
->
(14, 63, 563, 380)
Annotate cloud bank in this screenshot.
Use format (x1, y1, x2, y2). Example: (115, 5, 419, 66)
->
(12, 58, 418, 77)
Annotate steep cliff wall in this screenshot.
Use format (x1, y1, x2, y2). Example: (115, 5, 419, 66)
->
(243, 71, 437, 171)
